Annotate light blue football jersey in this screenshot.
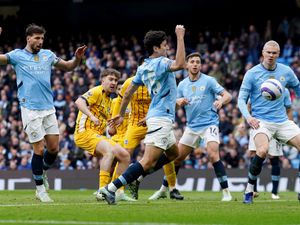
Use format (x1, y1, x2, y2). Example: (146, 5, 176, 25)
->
(177, 74, 224, 131)
(283, 88, 292, 108)
(6, 49, 60, 110)
(133, 56, 176, 121)
(238, 63, 299, 123)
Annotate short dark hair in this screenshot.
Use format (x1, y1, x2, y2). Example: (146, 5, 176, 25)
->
(186, 52, 201, 62)
(101, 68, 121, 80)
(143, 30, 167, 55)
(25, 24, 46, 37)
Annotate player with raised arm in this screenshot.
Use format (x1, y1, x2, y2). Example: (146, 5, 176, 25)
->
(100, 25, 186, 205)
(149, 52, 232, 201)
(0, 24, 86, 202)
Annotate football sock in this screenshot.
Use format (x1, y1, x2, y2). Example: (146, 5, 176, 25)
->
(111, 163, 124, 191)
(32, 154, 44, 186)
(270, 157, 280, 195)
(108, 162, 144, 192)
(213, 160, 228, 189)
(163, 161, 176, 190)
(99, 170, 111, 189)
(162, 164, 181, 188)
(43, 150, 58, 171)
(251, 156, 258, 192)
(248, 155, 265, 185)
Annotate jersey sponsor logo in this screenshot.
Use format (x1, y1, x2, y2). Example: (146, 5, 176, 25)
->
(34, 55, 39, 62)
(188, 95, 205, 104)
(124, 139, 128, 145)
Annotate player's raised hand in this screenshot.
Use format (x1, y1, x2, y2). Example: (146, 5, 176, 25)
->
(108, 115, 124, 127)
(175, 25, 185, 38)
(75, 45, 87, 59)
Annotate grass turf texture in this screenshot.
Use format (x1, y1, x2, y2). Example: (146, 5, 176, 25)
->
(0, 190, 299, 225)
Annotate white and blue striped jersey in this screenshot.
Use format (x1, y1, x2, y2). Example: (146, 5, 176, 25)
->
(133, 56, 176, 121)
(238, 63, 300, 123)
(6, 49, 60, 110)
(177, 74, 224, 131)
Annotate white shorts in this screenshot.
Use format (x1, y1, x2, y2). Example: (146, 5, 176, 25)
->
(251, 119, 300, 144)
(179, 125, 220, 149)
(21, 107, 59, 143)
(144, 117, 176, 150)
(248, 129, 283, 156)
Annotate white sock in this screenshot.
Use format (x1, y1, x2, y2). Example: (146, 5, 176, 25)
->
(160, 185, 168, 192)
(107, 183, 118, 192)
(36, 184, 46, 192)
(137, 175, 143, 182)
(245, 183, 254, 193)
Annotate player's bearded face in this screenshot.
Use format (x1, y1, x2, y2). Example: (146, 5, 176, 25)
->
(102, 75, 118, 93)
(28, 33, 44, 53)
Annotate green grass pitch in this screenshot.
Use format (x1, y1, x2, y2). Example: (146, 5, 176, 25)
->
(0, 190, 299, 225)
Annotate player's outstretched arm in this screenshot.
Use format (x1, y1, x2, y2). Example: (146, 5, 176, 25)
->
(170, 25, 186, 71)
(0, 54, 8, 65)
(55, 45, 87, 71)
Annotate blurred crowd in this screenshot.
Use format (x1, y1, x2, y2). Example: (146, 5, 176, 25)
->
(1, 15, 300, 171)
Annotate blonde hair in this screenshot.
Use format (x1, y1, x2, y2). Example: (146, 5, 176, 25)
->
(263, 40, 280, 51)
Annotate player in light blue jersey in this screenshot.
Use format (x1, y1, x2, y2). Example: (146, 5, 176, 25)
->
(149, 52, 233, 201)
(99, 25, 186, 205)
(0, 24, 87, 202)
(238, 40, 300, 204)
(248, 88, 293, 200)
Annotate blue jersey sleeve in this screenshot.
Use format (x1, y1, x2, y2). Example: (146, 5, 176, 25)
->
(284, 88, 292, 108)
(132, 70, 143, 86)
(177, 81, 184, 98)
(286, 69, 300, 98)
(238, 72, 252, 119)
(157, 57, 173, 78)
(210, 78, 224, 95)
(6, 49, 19, 66)
(50, 51, 60, 66)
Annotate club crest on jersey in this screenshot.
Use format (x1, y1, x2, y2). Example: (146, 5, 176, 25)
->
(192, 86, 196, 92)
(279, 76, 285, 82)
(33, 55, 39, 62)
(200, 86, 205, 91)
(42, 55, 48, 61)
